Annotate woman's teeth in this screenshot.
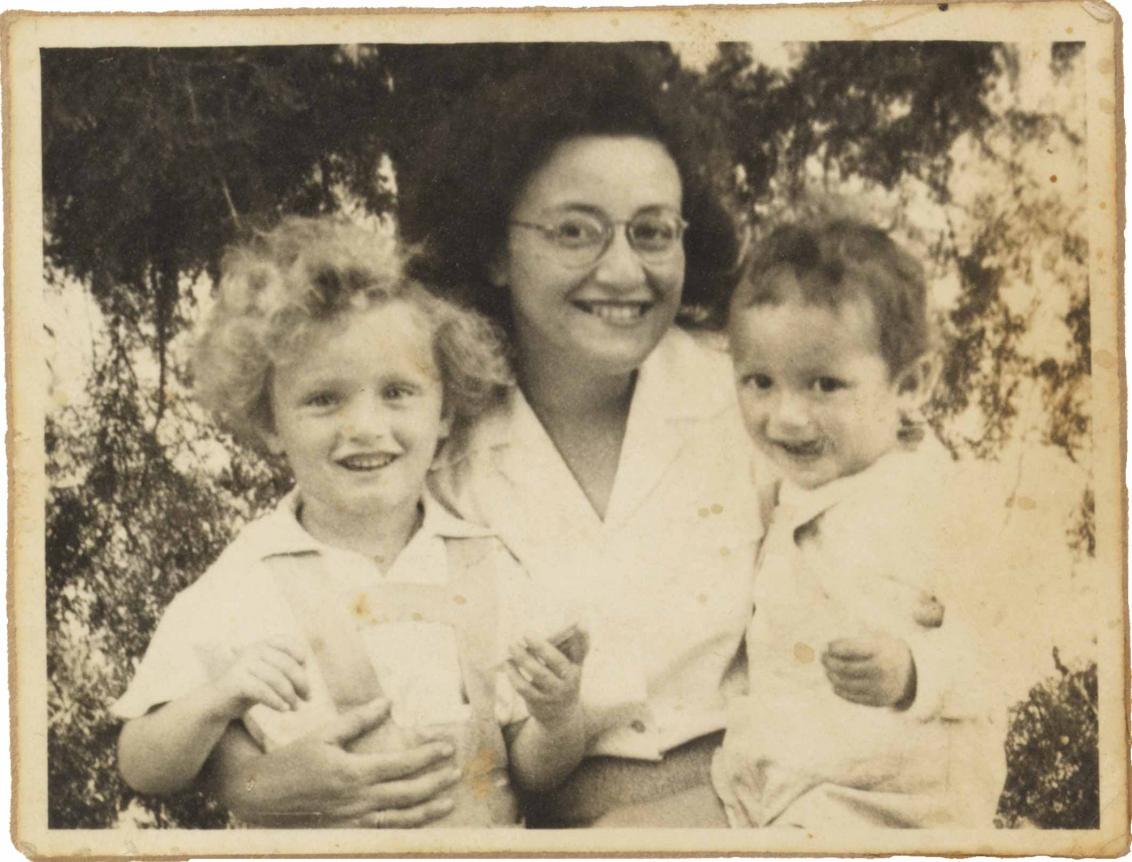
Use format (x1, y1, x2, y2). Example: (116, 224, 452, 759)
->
(338, 453, 397, 471)
(575, 301, 649, 322)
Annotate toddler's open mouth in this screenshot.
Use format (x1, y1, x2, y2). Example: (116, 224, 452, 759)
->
(774, 439, 824, 460)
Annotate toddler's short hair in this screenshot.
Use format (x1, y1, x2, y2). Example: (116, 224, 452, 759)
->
(193, 216, 512, 447)
(731, 218, 930, 376)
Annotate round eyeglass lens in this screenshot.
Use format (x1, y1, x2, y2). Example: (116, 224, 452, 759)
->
(628, 212, 682, 254)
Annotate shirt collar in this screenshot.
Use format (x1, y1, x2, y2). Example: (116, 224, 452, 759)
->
(242, 487, 493, 562)
(775, 438, 950, 532)
(435, 327, 736, 466)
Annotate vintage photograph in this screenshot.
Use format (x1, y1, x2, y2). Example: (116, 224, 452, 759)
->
(8, 3, 1126, 857)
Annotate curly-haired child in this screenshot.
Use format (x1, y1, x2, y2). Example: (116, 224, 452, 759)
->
(113, 217, 589, 827)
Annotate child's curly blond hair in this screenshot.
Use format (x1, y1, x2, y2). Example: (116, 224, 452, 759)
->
(193, 216, 512, 448)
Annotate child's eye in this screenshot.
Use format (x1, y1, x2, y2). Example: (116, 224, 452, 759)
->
(812, 376, 848, 394)
(383, 383, 417, 400)
(303, 391, 340, 408)
(742, 373, 773, 391)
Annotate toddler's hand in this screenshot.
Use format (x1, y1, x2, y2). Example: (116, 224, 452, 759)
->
(913, 593, 945, 629)
(213, 637, 310, 718)
(506, 628, 589, 729)
(821, 637, 915, 708)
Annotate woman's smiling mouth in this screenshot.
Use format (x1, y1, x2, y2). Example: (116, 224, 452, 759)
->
(571, 300, 653, 323)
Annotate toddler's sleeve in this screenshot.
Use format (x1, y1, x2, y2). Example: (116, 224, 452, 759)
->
(900, 487, 1007, 724)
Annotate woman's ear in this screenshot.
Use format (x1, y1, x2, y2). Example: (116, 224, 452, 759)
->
(894, 352, 940, 412)
(487, 250, 509, 289)
(438, 408, 454, 441)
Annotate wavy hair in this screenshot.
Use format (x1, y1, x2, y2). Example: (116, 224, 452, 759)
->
(193, 216, 512, 448)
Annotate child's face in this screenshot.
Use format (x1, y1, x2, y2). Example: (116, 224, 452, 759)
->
(730, 277, 906, 490)
(264, 300, 449, 533)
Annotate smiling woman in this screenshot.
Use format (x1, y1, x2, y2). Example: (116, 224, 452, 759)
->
(394, 48, 763, 827)
(494, 136, 687, 385)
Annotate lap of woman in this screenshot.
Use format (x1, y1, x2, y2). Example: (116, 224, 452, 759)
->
(591, 784, 728, 828)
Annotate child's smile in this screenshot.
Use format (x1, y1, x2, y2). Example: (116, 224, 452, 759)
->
(335, 451, 401, 472)
(264, 300, 450, 546)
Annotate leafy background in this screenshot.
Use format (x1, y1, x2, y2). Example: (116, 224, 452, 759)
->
(42, 42, 1097, 829)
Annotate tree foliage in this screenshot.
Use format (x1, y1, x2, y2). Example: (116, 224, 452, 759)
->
(42, 42, 1095, 829)
(998, 652, 1098, 828)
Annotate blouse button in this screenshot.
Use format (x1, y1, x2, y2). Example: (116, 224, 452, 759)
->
(629, 719, 647, 733)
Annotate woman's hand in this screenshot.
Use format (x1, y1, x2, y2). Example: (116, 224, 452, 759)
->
(821, 637, 916, 708)
(207, 698, 461, 827)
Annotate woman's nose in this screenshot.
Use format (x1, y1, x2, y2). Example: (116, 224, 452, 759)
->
(591, 228, 648, 288)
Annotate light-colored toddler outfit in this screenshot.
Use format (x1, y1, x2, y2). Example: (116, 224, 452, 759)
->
(712, 442, 1006, 829)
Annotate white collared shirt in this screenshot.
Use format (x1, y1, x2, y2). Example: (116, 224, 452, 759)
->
(112, 491, 558, 743)
(431, 329, 763, 759)
(749, 441, 1000, 722)
(714, 443, 1011, 826)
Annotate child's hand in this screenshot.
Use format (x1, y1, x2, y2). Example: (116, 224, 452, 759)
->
(506, 629, 589, 729)
(913, 593, 945, 628)
(213, 637, 310, 718)
(821, 637, 915, 708)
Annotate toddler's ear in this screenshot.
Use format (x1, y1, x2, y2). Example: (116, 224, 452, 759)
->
(438, 409, 454, 441)
(895, 353, 939, 411)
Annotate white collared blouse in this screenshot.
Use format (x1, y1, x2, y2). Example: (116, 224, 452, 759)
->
(431, 328, 763, 760)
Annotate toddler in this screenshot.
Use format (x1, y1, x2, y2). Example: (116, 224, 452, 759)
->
(713, 219, 1005, 829)
(113, 217, 588, 826)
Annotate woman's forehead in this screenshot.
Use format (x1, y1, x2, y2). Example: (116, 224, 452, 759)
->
(514, 135, 682, 215)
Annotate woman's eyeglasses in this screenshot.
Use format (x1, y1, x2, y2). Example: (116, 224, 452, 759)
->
(509, 207, 688, 269)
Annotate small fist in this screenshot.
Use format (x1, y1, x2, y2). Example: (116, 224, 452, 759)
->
(506, 628, 589, 728)
(913, 593, 945, 629)
(821, 636, 915, 708)
(214, 637, 310, 718)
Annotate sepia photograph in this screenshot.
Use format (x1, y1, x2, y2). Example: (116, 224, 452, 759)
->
(6, 3, 1126, 857)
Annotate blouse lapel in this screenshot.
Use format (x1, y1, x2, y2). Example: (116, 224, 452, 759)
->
(603, 330, 735, 526)
(490, 387, 607, 531)
(482, 330, 736, 530)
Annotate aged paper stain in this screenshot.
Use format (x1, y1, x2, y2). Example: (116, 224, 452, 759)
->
(1094, 348, 1117, 370)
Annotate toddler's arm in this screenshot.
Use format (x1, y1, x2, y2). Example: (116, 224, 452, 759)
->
(118, 638, 308, 795)
(504, 631, 589, 793)
(821, 636, 917, 708)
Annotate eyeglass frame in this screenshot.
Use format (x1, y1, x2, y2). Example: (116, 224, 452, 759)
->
(508, 207, 690, 269)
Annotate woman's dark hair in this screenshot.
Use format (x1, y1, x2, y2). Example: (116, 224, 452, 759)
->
(399, 45, 740, 329)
